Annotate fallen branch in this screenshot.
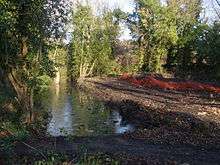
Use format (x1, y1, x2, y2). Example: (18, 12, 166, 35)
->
(0, 127, 47, 159)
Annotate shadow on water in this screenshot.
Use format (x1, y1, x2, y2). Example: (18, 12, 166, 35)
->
(46, 81, 135, 137)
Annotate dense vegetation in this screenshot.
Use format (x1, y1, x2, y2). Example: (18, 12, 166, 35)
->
(0, 0, 220, 164)
(0, 0, 69, 136)
(67, 4, 121, 82)
(67, 0, 220, 80)
(128, 0, 220, 78)
(1, 0, 219, 117)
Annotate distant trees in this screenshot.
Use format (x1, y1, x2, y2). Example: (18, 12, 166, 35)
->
(68, 4, 121, 82)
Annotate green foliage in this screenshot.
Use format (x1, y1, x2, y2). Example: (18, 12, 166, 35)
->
(128, 0, 220, 80)
(0, 2, 69, 156)
(130, 0, 203, 74)
(0, 121, 30, 153)
(130, 0, 178, 73)
(2, 152, 120, 165)
(76, 153, 120, 165)
(68, 4, 121, 80)
(165, 0, 203, 73)
(49, 45, 67, 68)
(33, 152, 69, 165)
(196, 22, 220, 78)
(0, 0, 69, 114)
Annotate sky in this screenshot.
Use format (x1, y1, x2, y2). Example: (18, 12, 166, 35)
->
(102, 0, 135, 13)
(73, 0, 135, 13)
(71, 0, 219, 40)
(203, 0, 220, 21)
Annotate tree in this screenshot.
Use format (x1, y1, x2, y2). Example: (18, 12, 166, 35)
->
(0, 0, 69, 122)
(165, 0, 202, 73)
(196, 22, 220, 78)
(68, 4, 120, 83)
(128, 0, 202, 75)
(129, 0, 179, 73)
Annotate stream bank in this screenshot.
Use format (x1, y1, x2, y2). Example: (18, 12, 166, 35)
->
(80, 77, 220, 149)
(2, 135, 220, 165)
(1, 77, 220, 164)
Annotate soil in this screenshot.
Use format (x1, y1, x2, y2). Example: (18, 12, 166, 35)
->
(1, 77, 220, 165)
(2, 135, 220, 165)
(82, 77, 220, 124)
(81, 77, 220, 164)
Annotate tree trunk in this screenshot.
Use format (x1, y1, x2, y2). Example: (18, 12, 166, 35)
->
(78, 60, 96, 85)
(8, 69, 33, 123)
(54, 68, 60, 85)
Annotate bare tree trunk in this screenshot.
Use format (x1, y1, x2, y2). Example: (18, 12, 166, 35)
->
(54, 68, 60, 85)
(77, 59, 96, 85)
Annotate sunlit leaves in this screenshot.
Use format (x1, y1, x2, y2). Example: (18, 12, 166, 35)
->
(129, 0, 203, 73)
(69, 4, 120, 79)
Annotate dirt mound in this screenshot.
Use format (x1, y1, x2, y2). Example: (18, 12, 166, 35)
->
(120, 74, 220, 93)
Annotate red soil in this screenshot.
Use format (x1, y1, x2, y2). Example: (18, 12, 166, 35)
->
(120, 73, 220, 94)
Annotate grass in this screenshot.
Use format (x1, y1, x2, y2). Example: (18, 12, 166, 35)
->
(0, 149, 120, 165)
(76, 153, 120, 165)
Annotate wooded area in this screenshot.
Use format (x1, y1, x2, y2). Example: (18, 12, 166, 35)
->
(0, 0, 220, 164)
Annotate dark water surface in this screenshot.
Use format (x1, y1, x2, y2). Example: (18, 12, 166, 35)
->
(46, 82, 135, 136)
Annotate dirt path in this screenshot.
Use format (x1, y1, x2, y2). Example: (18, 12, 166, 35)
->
(4, 135, 220, 165)
(82, 77, 220, 125)
(76, 77, 220, 164)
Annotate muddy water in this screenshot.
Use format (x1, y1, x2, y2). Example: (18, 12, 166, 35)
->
(46, 81, 135, 136)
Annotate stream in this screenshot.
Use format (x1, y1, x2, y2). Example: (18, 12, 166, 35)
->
(46, 81, 135, 137)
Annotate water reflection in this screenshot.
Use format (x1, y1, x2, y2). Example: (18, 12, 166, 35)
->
(48, 95, 74, 136)
(47, 81, 135, 137)
(111, 111, 135, 134)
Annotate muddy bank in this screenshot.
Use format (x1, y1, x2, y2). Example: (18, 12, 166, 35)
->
(80, 77, 220, 147)
(1, 135, 220, 165)
(81, 77, 220, 125)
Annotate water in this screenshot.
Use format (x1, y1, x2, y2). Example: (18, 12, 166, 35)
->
(46, 82, 135, 137)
